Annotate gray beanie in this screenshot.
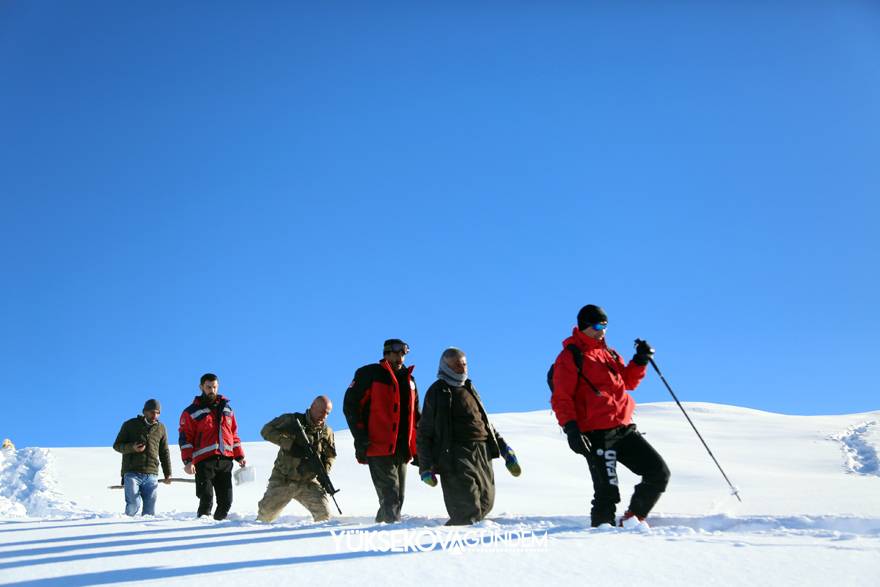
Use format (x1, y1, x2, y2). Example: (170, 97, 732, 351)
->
(143, 399, 161, 412)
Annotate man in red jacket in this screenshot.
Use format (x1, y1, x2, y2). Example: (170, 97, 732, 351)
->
(179, 373, 247, 520)
(551, 305, 670, 529)
(343, 339, 420, 523)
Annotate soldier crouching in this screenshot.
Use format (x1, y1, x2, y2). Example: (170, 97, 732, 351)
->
(257, 396, 336, 523)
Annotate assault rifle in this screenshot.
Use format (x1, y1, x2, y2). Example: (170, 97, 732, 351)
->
(293, 416, 342, 514)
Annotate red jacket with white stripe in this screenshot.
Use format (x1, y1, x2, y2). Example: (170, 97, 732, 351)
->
(551, 328, 647, 432)
(178, 394, 245, 465)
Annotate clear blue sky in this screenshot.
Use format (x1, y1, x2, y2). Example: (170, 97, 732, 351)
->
(2, 2, 878, 447)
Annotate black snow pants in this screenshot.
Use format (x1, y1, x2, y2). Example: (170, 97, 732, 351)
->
(195, 456, 234, 520)
(585, 424, 670, 527)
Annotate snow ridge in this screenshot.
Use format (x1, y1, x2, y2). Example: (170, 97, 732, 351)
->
(1, 404, 879, 586)
(0, 447, 84, 518)
(833, 420, 880, 475)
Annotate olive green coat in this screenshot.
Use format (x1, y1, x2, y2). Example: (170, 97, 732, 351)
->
(113, 415, 172, 478)
(261, 412, 336, 482)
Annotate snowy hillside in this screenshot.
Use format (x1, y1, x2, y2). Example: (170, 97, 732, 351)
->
(1, 402, 879, 586)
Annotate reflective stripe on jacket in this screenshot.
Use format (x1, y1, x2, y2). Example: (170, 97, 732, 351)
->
(178, 394, 245, 465)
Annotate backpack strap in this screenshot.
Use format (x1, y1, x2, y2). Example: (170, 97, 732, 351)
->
(565, 344, 602, 397)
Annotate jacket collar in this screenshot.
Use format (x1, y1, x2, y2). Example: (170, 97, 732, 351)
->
(565, 327, 608, 352)
(195, 393, 226, 407)
(302, 410, 322, 432)
(137, 414, 157, 428)
(438, 378, 472, 392)
(380, 359, 415, 376)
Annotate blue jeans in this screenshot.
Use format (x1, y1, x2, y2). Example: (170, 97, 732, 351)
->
(123, 472, 159, 516)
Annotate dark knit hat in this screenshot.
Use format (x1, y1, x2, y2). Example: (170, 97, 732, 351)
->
(143, 399, 161, 412)
(577, 304, 608, 330)
(383, 338, 409, 353)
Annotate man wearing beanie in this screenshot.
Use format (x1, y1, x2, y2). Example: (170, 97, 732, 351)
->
(343, 339, 420, 523)
(112, 398, 172, 516)
(417, 347, 522, 525)
(551, 304, 670, 529)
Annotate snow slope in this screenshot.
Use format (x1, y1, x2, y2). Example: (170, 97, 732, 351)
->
(1, 403, 878, 586)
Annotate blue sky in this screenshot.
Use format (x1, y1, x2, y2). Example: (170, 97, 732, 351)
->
(2, 2, 878, 447)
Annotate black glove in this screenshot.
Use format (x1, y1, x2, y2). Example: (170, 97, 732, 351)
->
(563, 421, 589, 456)
(633, 339, 655, 366)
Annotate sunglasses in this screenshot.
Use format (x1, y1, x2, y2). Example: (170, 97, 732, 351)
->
(387, 343, 409, 354)
(591, 323, 608, 331)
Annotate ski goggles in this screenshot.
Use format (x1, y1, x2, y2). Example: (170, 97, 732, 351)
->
(590, 322, 608, 331)
(385, 342, 410, 354)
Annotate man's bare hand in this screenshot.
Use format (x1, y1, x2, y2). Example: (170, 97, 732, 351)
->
(184, 462, 194, 475)
(134, 443, 146, 453)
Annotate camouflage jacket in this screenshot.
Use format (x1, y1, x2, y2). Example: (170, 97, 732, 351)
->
(261, 412, 336, 482)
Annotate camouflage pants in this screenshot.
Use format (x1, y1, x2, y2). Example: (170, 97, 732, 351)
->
(439, 440, 495, 526)
(256, 471, 330, 522)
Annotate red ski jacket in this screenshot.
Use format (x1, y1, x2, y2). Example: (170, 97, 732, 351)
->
(343, 360, 419, 459)
(551, 328, 647, 432)
(178, 394, 245, 465)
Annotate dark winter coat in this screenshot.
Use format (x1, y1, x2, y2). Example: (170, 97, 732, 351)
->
(113, 415, 172, 478)
(417, 379, 507, 475)
(178, 394, 245, 466)
(550, 327, 647, 432)
(261, 412, 336, 482)
(343, 360, 420, 459)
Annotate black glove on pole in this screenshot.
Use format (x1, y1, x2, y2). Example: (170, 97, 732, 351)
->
(633, 339, 655, 366)
(635, 339, 742, 502)
(563, 421, 590, 456)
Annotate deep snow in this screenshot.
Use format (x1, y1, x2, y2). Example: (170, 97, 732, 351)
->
(1, 403, 879, 586)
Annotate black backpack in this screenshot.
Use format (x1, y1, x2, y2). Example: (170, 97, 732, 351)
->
(547, 344, 602, 397)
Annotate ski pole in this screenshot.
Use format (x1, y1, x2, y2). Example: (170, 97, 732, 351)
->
(635, 339, 742, 503)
